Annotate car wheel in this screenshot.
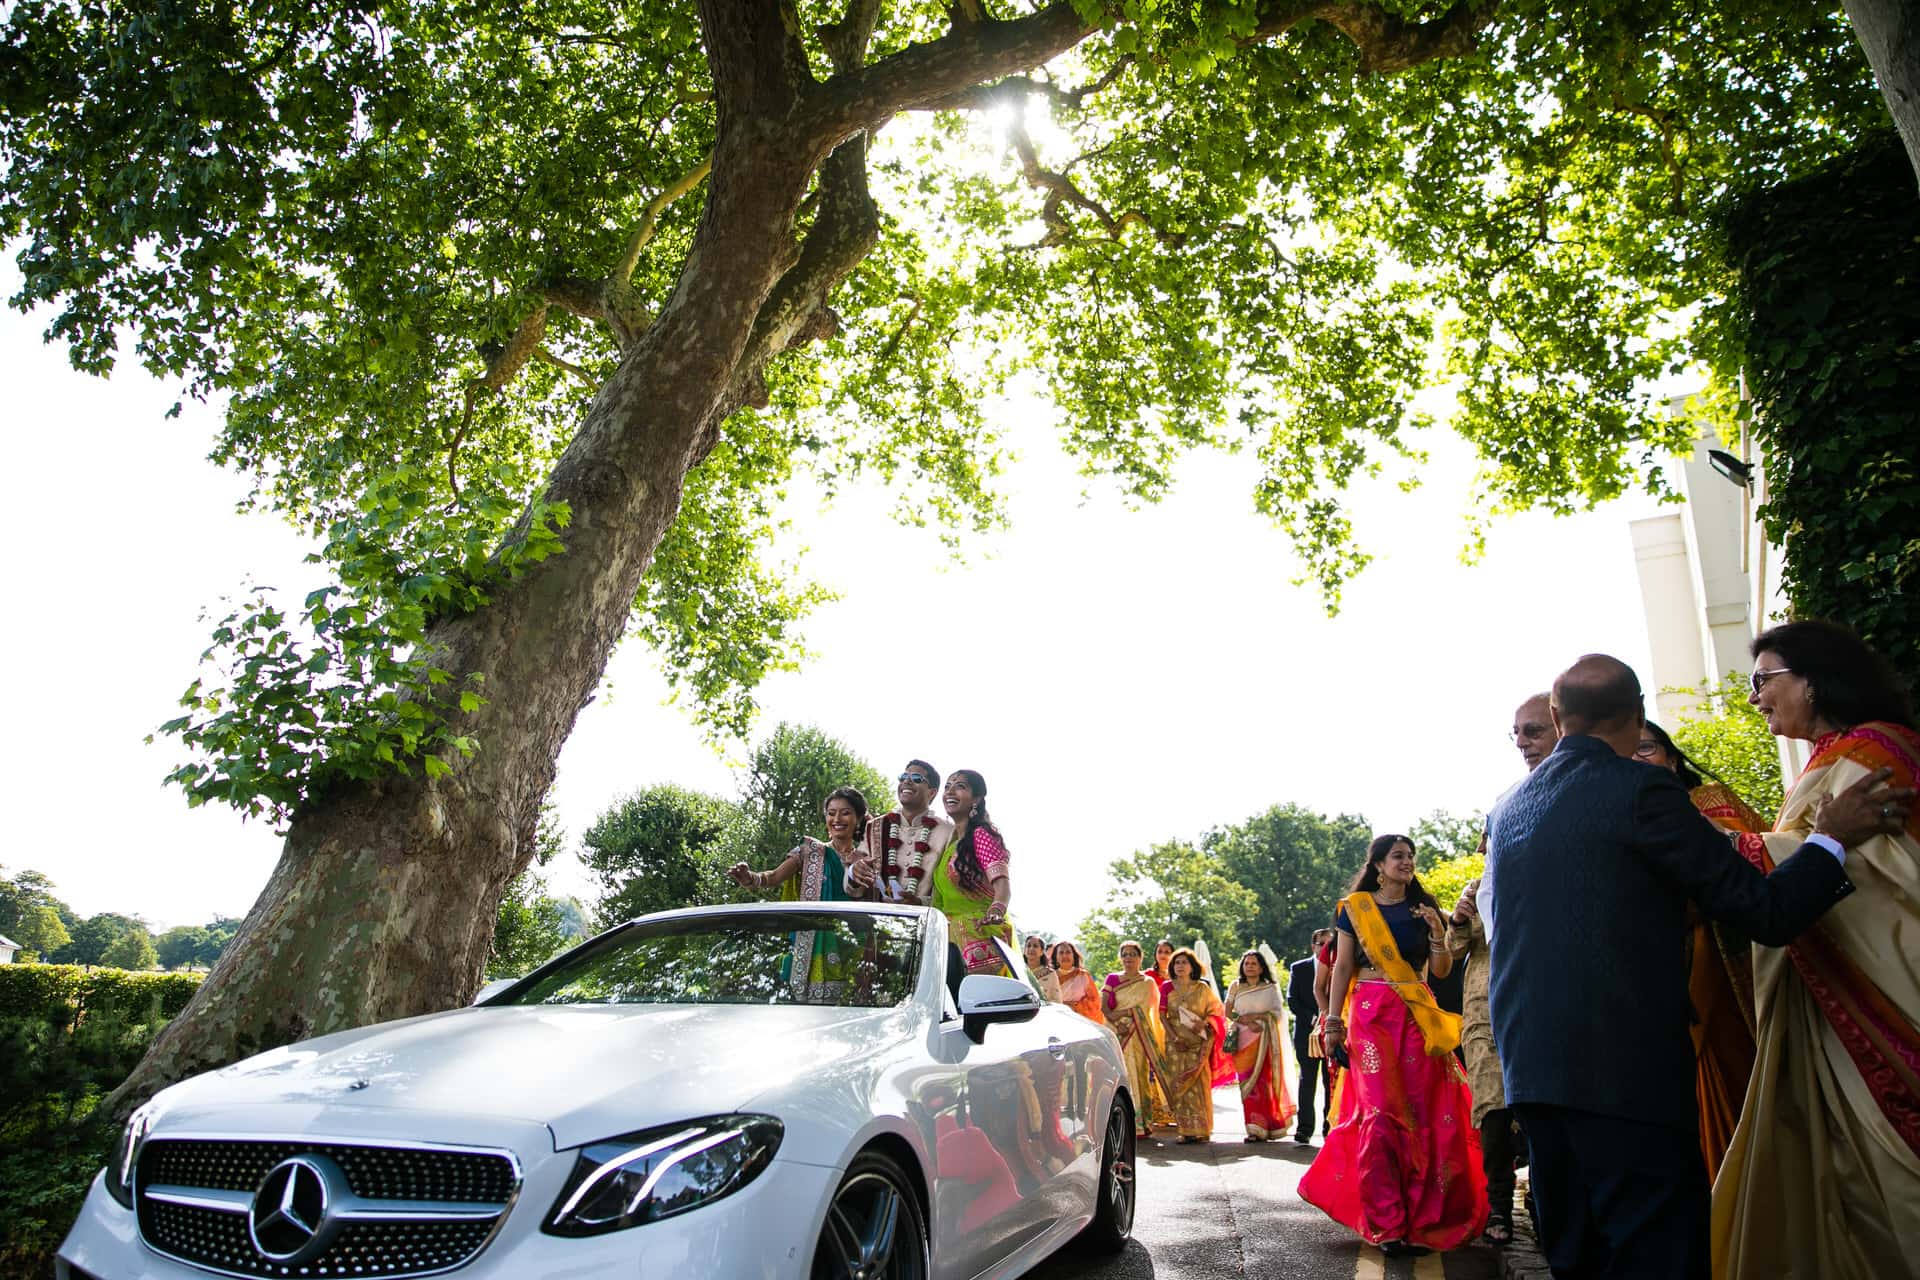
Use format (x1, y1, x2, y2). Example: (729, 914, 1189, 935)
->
(811, 1149, 930, 1280)
(1075, 1098, 1136, 1254)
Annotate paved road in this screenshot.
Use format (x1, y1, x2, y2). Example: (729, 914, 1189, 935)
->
(1031, 1090, 1502, 1280)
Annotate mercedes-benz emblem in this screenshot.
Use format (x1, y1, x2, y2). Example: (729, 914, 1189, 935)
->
(248, 1155, 342, 1264)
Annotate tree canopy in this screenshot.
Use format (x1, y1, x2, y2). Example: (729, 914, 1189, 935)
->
(1, 1, 1890, 820)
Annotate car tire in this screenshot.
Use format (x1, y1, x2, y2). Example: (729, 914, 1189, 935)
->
(1074, 1097, 1136, 1255)
(812, 1148, 930, 1280)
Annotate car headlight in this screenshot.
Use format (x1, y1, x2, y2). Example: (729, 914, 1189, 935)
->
(543, 1114, 783, 1237)
(105, 1102, 157, 1209)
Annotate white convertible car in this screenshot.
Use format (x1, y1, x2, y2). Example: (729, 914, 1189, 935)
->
(58, 902, 1136, 1280)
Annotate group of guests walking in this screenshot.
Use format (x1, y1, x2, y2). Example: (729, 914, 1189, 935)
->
(1287, 619, 1918, 1279)
(1022, 934, 1296, 1144)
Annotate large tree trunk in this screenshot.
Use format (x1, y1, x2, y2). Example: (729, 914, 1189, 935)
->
(108, 5, 833, 1116)
(1848, 0, 1920, 188)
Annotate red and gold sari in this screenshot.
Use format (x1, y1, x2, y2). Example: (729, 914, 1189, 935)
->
(1713, 723, 1920, 1280)
(1301, 892, 1487, 1251)
(1226, 979, 1298, 1140)
(1685, 782, 1766, 1181)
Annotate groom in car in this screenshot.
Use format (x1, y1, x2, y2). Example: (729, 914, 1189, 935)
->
(849, 759, 952, 904)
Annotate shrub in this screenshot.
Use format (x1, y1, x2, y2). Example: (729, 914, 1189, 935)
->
(0, 964, 201, 1023)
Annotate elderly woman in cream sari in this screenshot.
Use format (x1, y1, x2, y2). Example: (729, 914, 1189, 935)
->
(1712, 622, 1920, 1280)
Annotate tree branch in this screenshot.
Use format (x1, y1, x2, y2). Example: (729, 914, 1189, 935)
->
(812, 1, 1094, 141)
(920, 60, 1132, 114)
(614, 156, 715, 284)
(449, 304, 552, 497)
(1007, 116, 1182, 247)
(707, 131, 882, 437)
(1294, 0, 1497, 74)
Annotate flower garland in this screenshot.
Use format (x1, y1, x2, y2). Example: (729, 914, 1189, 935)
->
(882, 811, 939, 899)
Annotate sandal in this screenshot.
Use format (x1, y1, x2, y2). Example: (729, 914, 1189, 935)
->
(1483, 1210, 1513, 1247)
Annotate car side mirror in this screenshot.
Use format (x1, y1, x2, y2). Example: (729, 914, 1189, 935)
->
(472, 977, 517, 1006)
(956, 973, 1040, 1043)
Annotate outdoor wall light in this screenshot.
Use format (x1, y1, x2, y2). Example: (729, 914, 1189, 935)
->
(1708, 448, 1753, 488)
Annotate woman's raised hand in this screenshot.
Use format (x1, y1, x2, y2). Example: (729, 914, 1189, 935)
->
(726, 862, 756, 887)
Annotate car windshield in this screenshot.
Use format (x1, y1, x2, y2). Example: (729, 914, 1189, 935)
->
(500, 911, 923, 1009)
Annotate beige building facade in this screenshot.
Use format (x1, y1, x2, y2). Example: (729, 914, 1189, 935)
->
(1629, 421, 1808, 776)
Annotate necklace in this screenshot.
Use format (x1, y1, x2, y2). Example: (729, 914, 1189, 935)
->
(883, 810, 940, 895)
(1374, 888, 1408, 905)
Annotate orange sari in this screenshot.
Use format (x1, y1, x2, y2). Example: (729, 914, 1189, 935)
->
(1686, 781, 1767, 1181)
(1056, 969, 1105, 1025)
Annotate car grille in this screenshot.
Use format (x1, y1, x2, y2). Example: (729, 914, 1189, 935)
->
(136, 1137, 518, 1278)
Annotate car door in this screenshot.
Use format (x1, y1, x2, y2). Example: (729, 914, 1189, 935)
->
(922, 938, 1052, 1280)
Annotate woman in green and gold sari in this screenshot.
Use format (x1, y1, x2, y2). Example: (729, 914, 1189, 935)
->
(1159, 948, 1230, 1143)
(931, 769, 1015, 975)
(727, 785, 865, 998)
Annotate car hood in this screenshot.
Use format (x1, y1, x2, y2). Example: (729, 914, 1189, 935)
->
(157, 1002, 913, 1150)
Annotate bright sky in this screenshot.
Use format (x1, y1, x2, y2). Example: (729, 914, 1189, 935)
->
(2, 261, 1669, 940)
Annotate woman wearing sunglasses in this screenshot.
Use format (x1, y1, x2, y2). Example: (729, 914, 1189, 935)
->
(1713, 621, 1920, 1280)
(848, 759, 953, 903)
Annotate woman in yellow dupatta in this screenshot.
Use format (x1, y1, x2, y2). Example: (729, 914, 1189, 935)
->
(1301, 834, 1487, 1257)
(1103, 941, 1168, 1139)
(1713, 622, 1920, 1280)
(1159, 948, 1229, 1143)
(1637, 719, 1768, 1182)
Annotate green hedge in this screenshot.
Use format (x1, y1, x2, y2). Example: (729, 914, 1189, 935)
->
(0, 964, 201, 1023)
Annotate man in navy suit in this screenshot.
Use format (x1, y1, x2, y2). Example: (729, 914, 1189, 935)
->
(1487, 654, 1910, 1279)
(1287, 929, 1332, 1141)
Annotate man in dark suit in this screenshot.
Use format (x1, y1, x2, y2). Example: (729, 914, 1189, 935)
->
(1287, 929, 1332, 1141)
(1487, 654, 1911, 1279)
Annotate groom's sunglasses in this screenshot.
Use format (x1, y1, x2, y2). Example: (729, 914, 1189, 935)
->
(898, 772, 931, 785)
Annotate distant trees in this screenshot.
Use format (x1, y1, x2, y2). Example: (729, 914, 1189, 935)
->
(582, 722, 888, 930)
(1078, 840, 1260, 971)
(153, 919, 243, 971)
(11, 907, 71, 962)
(1077, 804, 1492, 971)
(584, 784, 750, 928)
(487, 874, 581, 979)
(1212, 804, 1374, 959)
(100, 929, 158, 971)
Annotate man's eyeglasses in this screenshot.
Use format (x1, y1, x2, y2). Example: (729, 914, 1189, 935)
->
(1750, 667, 1794, 695)
(1509, 723, 1552, 742)
(898, 771, 931, 785)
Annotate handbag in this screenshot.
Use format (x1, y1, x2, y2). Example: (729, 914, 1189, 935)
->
(1223, 1022, 1242, 1054)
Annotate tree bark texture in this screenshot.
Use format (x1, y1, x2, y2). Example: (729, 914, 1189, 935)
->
(108, 0, 1492, 1116)
(1847, 0, 1920, 189)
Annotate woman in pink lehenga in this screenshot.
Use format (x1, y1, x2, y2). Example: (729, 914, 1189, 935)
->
(1300, 834, 1488, 1258)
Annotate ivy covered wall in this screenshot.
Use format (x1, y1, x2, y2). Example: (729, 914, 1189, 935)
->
(1718, 132, 1920, 691)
